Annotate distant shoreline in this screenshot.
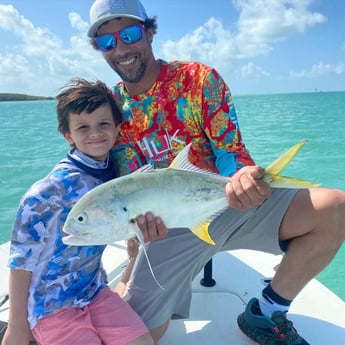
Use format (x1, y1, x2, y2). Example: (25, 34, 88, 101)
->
(0, 93, 54, 102)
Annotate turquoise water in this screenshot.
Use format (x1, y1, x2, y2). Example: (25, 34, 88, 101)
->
(0, 92, 344, 300)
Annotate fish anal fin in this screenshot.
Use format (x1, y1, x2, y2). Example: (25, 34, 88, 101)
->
(190, 220, 215, 245)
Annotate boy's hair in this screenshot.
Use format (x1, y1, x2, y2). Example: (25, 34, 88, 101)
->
(90, 17, 157, 51)
(56, 77, 122, 134)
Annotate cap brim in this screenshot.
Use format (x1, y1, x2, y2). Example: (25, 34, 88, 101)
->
(88, 14, 145, 37)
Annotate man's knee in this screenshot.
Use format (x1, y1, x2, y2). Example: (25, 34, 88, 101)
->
(150, 318, 171, 345)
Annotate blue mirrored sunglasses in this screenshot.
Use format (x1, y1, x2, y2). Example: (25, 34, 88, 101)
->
(95, 25, 143, 52)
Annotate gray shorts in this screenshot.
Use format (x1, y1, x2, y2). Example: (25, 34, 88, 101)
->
(124, 188, 298, 329)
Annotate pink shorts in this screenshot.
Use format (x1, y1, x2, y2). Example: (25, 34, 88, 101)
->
(32, 287, 149, 345)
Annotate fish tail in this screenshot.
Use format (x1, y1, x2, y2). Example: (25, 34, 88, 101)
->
(264, 140, 320, 188)
(263, 174, 320, 188)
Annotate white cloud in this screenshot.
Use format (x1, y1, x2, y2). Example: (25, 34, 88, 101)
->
(158, 0, 327, 80)
(234, 0, 326, 45)
(238, 62, 270, 79)
(69, 12, 89, 32)
(290, 62, 345, 78)
(0, 5, 62, 56)
(159, 17, 236, 68)
(0, 1, 333, 94)
(0, 53, 29, 75)
(0, 4, 103, 95)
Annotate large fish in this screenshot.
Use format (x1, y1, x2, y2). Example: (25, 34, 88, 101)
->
(63, 140, 319, 247)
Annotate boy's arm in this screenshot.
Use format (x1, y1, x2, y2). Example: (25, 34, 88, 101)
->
(114, 256, 137, 298)
(2, 269, 33, 345)
(114, 239, 139, 298)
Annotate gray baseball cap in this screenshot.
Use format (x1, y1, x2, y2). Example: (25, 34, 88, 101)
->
(88, 0, 148, 37)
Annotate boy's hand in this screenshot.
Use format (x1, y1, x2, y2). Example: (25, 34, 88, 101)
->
(1, 323, 34, 345)
(136, 212, 168, 243)
(126, 238, 139, 258)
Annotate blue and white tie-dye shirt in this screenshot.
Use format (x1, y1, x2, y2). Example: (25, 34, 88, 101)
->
(8, 149, 116, 329)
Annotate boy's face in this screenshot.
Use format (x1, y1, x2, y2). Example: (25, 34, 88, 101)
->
(64, 103, 119, 161)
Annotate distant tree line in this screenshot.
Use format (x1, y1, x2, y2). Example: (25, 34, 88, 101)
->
(0, 93, 54, 102)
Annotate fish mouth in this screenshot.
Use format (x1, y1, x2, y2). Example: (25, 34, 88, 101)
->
(62, 233, 94, 246)
(63, 230, 91, 236)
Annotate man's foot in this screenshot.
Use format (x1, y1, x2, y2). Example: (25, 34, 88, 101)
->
(237, 298, 310, 344)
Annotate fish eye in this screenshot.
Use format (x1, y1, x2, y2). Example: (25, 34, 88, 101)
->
(76, 212, 88, 224)
(123, 207, 128, 212)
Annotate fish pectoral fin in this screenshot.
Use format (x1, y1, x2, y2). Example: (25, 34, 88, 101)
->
(264, 174, 320, 188)
(190, 220, 215, 245)
(132, 223, 164, 291)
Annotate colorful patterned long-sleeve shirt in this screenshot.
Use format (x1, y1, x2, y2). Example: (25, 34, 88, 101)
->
(111, 60, 254, 176)
(8, 149, 116, 329)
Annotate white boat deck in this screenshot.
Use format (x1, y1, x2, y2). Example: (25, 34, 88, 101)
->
(1, 241, 345, 344)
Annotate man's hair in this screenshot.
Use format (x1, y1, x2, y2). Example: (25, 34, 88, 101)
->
(56, 77, 122, 134)
(90, 17, 157, 51)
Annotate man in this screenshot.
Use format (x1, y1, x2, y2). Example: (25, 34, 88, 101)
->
(87, 1, 345, 344)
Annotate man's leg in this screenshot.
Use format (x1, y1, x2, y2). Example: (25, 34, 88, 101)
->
(238, 188, 345, 345)
(150, 319, 170, 345)
(274, 188, 345, 299)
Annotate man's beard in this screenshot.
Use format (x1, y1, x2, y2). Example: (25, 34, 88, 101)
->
(112, 61, 146, 83)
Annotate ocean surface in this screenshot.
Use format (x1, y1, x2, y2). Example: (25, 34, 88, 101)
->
(0, 92, 344, 300)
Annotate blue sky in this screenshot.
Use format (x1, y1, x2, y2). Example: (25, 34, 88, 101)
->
(0, 0, 344, 96)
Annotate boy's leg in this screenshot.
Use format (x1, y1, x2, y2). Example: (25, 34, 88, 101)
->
(89, 287, 152, 345)
(32, 307, 102, 345)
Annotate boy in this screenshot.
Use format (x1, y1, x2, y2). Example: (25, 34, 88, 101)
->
(2, 78, 154, 345)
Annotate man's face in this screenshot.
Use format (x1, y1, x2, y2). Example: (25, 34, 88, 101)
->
(96, 17, 154, 83)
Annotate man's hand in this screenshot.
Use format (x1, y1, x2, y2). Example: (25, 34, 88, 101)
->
(226, 165, 271, 210)
(136, 212, 168, 243)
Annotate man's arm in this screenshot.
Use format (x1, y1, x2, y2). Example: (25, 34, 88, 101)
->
(201, 69, 255, 176)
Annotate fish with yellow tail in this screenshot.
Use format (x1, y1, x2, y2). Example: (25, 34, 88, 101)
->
(62, 140, 319, 246)
(62, 140, 319, 288)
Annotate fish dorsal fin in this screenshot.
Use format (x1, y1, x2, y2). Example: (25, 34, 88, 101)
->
(169, 143, 229, 181)
(133, 164, 155, 174)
